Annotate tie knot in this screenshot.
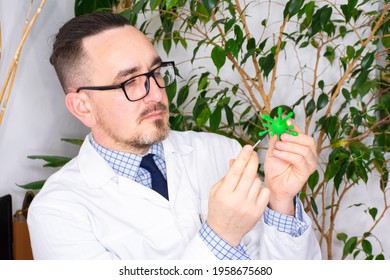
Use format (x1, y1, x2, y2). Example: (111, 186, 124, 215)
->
(140, 154, 158, 173)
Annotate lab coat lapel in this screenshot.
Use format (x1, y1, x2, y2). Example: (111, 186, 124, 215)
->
(162, 136, 193, 207)
(163, 136, 202, 239)
(117, 176, 170, 207)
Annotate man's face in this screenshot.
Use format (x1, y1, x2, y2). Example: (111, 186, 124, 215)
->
(80, 26, 170, 154)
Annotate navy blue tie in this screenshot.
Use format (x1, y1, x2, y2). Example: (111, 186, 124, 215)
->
(140, 154, 169, 200)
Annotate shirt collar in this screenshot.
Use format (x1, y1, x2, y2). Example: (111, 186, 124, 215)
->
(89, 134, 165, 180)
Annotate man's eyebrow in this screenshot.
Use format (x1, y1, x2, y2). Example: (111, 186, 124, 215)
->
(151, 56, 162, 67)
(114, 66, 139, 83)
(112, 57, 162, 83)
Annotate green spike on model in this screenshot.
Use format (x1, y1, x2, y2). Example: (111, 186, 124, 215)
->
(258, 107, 298, 140)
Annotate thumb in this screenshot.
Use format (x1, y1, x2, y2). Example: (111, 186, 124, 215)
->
(256, 187, 271, 210)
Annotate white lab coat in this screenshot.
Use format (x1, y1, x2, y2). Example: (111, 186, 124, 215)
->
(28, 130, 321, 260)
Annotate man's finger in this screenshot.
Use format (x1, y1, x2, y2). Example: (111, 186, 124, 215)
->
(235, 151, 259, 194)
(223, 145, 254, 191)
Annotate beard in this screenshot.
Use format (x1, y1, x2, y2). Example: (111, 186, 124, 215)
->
(96, 102, 170, 153)
(129, 117, 170, 150)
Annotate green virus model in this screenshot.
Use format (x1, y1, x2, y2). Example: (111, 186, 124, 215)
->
(258, 107, 298, 140)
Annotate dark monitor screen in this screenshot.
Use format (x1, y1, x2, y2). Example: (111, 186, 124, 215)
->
(0, 194, 13, 260)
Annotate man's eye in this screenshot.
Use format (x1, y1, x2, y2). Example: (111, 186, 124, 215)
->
(124, 78, 138, 88)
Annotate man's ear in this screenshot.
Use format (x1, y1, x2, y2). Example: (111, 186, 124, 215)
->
(65, 92, 97, 128)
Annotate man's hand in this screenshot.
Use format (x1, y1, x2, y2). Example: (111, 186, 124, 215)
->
(264, 121, 318, 215)
(207, 145, 270, 247)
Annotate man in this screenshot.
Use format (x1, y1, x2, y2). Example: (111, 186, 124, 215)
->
(28, 12, 321, 259)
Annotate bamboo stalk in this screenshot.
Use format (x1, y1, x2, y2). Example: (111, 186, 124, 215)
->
(0, 0, 46, 126)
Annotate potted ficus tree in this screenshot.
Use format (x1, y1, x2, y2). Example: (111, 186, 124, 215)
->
(22, 0, 388, 259)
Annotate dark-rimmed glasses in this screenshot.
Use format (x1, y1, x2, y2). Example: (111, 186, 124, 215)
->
(76, 61, 176, 102)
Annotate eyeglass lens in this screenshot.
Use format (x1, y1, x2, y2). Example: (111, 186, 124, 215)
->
(124, 63, 175, 101)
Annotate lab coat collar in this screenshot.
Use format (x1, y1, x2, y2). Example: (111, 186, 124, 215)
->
(78, 131, 193, 190)
(161, 131, 194, 204)
(78, 135, 117, 189)
(162, 131, 193, 156)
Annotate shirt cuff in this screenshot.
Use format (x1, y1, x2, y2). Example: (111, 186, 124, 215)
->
(263, 196, 308, 237)
(199, 222, 251, 260)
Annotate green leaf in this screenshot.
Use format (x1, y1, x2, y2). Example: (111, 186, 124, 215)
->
(150, 0, 162, 11)
(211, 45, 226, 72)
(210, 107, 222, 132)
(362, 240, 373, 255)
(196, 1, 210, 23)
(305, 99, 315, 116)
(16, 180, 46, 190)
(166, 80, 177, 103)
(240, 106, 252, 121)
(346, 46, 355, 59)
(166, 0, 178, 10)
(169, 114, 184, 130)
(361, 52, 375, 70)
(177, 85, 189, 107)
(119, 6, 138, 25)
(337, 232, 348, 242)
(375, 254, 385, 260)
(27, 155, 72, 168)
(326, 115, 339, 139)
(325, 162, 338, 182)
(320, 7, 333, 27)
(339, 26, 347, 38)
(224, 104, 234, 126)
(324, 45, 335, 64)
(258, 54, 275, 79)
(342, 88, 351, 100)
(353, 251, 361, 259)
(304, 1, 315, 20)
(201, 0, 217, 15)
(310, 197, 318, 215)
(246, 37, 256, 51)
(334, 161, 347, 192)
(383, 91, 390, 112)
(74, 0, 114, 16)
(163, 35, 172, 54)
(352, 70, 369, 93)
(317, 93, 329, 111)
(198, 72, 210, 90)
(192, 39, 206, 64)
(172, 30, 180, 46)
(343, 237, 358, 257)
(195, 106, 211, 127)
(308, 6, 332, 38)
(284, 0, 304, 18)
(382, 34, 390, 48)
(226, 38, 240, 59)
(299, 41, 310, 48)
(368, 207, 378, 221)
(341, 0, 358, 23)
(307, 170, 319, 192)
(318, 80, 324, 90)
(61, 138, 83, 146)
(225, 18, 235, 33)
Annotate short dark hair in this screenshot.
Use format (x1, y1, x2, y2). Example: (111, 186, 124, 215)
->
(50, 12, 130, 93)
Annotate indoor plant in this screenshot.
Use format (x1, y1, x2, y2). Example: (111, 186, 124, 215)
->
(40, 0, 388, 259)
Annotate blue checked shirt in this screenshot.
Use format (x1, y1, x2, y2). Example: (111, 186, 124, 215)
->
(89, 134, 308, 260)
(90, 134, 166, 187)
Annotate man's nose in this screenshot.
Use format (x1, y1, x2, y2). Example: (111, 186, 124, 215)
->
(144, 76, 164, 102)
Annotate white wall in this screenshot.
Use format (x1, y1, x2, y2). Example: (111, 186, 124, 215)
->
(0, 1, 388, 260)
(0, 1, 88, 213)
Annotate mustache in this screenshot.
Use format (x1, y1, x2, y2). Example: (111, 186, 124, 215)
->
(138, 102, 168, 122)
